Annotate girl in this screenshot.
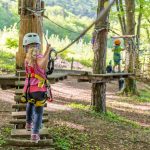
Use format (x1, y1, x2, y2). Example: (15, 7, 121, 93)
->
(23, 33, 52, 143)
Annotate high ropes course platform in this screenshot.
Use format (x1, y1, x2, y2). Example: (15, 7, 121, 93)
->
(0, 70, 68, 90)
(69, 72, 134, 83)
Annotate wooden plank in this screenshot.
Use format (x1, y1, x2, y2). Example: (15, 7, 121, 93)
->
(16, 69, 91, 75)
(70, 73, 134, 82)
(6, 139, 54, 148)
(78, 79, 90, 82)
(15, 89, 23, 95)
(10, 118, 48, 125)
(111, 35, 136, 38)
(72, 73, 134, 77)
(0, 73, 68, 80)
(14, 95, 25, 102)
(12, 111, 48, 119)
(0, 73, 67, 89)
(11, 128, 49, 138)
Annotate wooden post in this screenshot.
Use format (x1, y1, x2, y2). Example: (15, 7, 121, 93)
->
(16, 0, 43, 69)
(71, 57, 74, 70)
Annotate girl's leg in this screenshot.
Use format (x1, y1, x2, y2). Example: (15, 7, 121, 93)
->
(113, 65, 116, 72)
(30, 92, 45, 143)
(26, 102, 34, 124)
(32, 106, 44, 134)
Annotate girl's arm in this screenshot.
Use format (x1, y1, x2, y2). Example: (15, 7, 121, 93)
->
(37, 44, 52, 69)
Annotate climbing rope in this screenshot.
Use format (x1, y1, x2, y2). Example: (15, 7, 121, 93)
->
(26, 7, 81, 34)
(43, 15, 81, 34)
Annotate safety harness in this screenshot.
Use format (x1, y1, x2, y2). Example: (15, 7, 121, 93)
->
(21, 52, 55, 107)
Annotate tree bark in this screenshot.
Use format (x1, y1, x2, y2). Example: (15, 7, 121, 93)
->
(123, 0, 138, 95)
(92, 0, 110, 112)
(116, 0, 126, 35)
(145, 27, 150, 43)
(136, 3, 143, 76)
(119, 0, 126, 34)
(16, 0, 43, 70)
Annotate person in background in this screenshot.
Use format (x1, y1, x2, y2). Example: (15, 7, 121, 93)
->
(106, 60, 113, 73)
(112, 39, 124, 72)
(119, 77, 125, 91)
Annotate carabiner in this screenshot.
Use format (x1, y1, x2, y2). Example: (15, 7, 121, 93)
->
(50, 48, 57, 60)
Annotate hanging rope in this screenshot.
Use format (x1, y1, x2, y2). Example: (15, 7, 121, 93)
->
(26, 7, 80, 34)
(43, 15, 81, 34)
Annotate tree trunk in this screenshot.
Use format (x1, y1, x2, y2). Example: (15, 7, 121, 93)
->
(136, 3, 143, 77)
(123, 0, 138, 95)
(16, 0, 44, 70)
(119, 0, 126, 34)
(116, 0, 126, 35)
(145, 27, 150, 43)
(91, 0, 110, 112)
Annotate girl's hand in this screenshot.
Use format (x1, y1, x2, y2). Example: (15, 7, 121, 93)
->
(46, 44, 52, 51)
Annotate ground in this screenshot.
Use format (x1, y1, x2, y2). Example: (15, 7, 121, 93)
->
(0, 78, 149, 150)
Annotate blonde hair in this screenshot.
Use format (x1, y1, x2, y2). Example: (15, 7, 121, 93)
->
(26, 47, 39, 66)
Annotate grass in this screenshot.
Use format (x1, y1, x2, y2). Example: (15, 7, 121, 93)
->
(0, 135, 6, 146)
(48, 125, 90, 150)
(131, 89, 150, 103)
(68, 103, 140, 128)
(0, 127, 11, 146)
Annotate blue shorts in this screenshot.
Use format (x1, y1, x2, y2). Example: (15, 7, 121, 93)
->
(113, 53, 121, 65)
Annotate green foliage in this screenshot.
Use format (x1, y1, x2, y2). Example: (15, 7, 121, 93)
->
(54, 137, 70, 150)
(133, 89, 150, 102)
(5, 38, 18, 48)
(48, 125, 89, 150)
(68, 103, 140, 128)
(0, 0, 93, 43)
(68, 103, 89, 110)
(0, 126, 11, 146)
(103, 111, 139, 127)
(45, 0, 97, 17)
(76, 59, 93, 67)
(0, 1, 19, 29)
(0, 51, 15, 72)
(44, 6, 92, 42)
(59, 50, 75, 62)
(59, 48, 93, 67)
(0, 135, 6, 146)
